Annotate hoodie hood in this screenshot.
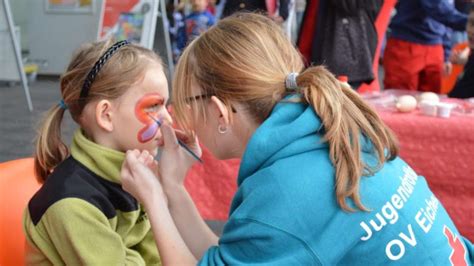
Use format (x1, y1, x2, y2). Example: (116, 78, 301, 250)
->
(237, 97, 328, 186)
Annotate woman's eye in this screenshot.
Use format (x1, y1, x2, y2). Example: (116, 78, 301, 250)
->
(145, 104, 161, 113)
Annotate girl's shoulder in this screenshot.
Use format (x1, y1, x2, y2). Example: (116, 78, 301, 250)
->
(27, 157, 137, 226)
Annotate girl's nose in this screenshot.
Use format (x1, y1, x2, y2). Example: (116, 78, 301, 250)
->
(162, 111, 173, 125)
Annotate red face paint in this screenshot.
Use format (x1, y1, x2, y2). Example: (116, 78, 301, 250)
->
(135, 93, 164, 143)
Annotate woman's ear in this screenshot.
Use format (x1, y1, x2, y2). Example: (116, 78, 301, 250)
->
(210, 96, 230, 126)
(95, 99, 114, 132)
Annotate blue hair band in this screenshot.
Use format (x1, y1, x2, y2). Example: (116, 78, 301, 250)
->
(59, 99, 68, 110)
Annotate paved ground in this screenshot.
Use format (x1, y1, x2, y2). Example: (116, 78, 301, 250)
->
(0, 77, 75, 162)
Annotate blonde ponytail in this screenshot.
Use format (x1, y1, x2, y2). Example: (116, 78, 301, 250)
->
(298, 66, 399, 211)
(34, 104, 69, 182)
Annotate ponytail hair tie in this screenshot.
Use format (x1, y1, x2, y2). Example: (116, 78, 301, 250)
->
(59, 99, 68, 110)
(285, 72, 299, 90)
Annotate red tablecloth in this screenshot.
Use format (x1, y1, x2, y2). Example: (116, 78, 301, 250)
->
(184, 107, 474, 242)
(378, 110, 474, 242)
(184, 149, 239, 220)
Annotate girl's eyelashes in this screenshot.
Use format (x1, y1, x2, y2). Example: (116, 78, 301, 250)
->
(145, 103, 161, 113)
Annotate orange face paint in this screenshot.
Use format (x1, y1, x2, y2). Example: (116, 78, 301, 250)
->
(135, 93, 164, 143)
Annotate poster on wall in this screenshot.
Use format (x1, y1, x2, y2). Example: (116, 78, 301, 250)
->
(45, 0, 95, 14)
(98, 0, 158, 49)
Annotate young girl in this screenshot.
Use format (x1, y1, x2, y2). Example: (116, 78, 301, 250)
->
(121, 13, 474, 265)
(23, 39, 171, 265)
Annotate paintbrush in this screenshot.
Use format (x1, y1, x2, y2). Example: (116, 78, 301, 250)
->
(147, 114, 203, 163)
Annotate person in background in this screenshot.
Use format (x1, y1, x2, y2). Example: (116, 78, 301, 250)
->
(443, 27, 455, 77)
(295, 0, 306, 34)
(221, 0, 289, 23)
(178, 0, 216, 51)
(442, 0, 471, 77)
(168, 0, 186, 63)
(303, 0, 382, 89)
(384, 0, 468, 92)
(449, 6, 474, 98)
(453, 0, 472, 43)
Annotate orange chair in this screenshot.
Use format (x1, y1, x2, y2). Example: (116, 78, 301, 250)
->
(0, 158, 40, 266)
(441, 42, 468, 94)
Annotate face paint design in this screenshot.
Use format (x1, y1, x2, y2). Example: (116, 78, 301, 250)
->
(135, 93, 164, 143)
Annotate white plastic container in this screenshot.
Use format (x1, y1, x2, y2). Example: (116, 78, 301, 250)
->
(436, 103, 455, 118)
(419, 101, 437, 116)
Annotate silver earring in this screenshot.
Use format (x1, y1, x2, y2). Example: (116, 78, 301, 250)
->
(218, 124, 228, 134)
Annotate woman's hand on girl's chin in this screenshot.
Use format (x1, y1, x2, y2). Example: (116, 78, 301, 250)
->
(121, 149, 167, 208)
(159, 124, 202, 189)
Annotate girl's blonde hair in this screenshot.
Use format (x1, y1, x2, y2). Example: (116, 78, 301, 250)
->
(34, 39, 162, 182)
(172, 13, 399, 211)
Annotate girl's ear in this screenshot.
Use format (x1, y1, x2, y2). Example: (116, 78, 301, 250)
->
(95, 99, 114, 132)
(210, 96, 230, 126)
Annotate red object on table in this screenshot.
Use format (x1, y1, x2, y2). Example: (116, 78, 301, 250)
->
(185, 108, 474, 242)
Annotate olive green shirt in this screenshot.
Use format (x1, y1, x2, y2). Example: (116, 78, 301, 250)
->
(23, 130, 161, 265)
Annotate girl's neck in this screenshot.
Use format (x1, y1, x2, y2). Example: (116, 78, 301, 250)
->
(82, 127, 120, 153)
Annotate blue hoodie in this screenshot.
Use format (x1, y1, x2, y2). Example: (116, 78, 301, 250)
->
(199, 97, 474, 265)
(390, 0, 467, 45)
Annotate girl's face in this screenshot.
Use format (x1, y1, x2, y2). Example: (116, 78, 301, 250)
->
(112, 65, 171, 156)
